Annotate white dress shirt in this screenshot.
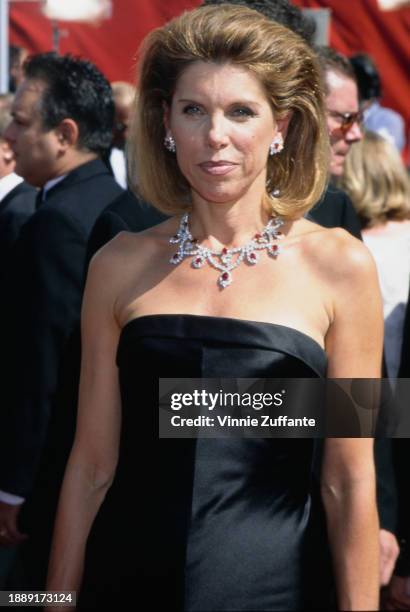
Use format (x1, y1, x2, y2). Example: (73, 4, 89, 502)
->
(363, 220, 410, 380)
(110, 147, 127, 189)
(0, 172, 23, 202)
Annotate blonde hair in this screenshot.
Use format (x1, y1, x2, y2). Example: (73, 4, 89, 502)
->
(130, 4, 329, 218)
(341, 131, 410, 228)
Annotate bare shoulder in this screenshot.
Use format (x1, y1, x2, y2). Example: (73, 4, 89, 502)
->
(88, 217, 179, 278)
(84, 217, 181, 318)
(296, 221, 377, 286)
(308, 226, 384, 376)
(320, 227, 376, 283)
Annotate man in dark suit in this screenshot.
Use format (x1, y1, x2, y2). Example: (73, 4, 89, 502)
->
(0, 97, 36, 283)
(0, 53, 123, 552)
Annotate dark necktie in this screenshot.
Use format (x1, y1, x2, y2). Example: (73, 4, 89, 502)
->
(35, 188, 45, 209)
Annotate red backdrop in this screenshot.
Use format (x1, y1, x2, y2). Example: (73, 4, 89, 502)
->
(9, 0, 201, 83)
(9, 0, 409, 157)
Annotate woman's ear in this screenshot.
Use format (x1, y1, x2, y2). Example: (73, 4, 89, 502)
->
(276, 111, 293, 139)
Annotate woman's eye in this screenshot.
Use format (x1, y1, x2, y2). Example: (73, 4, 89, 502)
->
(182, 104, 203, 116)
(231, 107, 255, 118)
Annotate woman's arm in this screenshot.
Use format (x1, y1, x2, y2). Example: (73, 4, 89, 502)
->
(46, 243, 124, 603)
(322, 231, 383, 611)
(322, 438, 379, 611)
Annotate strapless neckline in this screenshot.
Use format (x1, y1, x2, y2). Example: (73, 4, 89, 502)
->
(121, 313, 325, 353)
(118, 313, 327, 377)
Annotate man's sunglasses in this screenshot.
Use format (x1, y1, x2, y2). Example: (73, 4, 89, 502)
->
(327, 110, 363, 135)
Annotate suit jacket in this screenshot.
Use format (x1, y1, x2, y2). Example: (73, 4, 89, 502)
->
(85, 189, 166, 265)
(0, 158, 123, 498)
(308, 184, 362, 240)
(0, 181, 37, 283)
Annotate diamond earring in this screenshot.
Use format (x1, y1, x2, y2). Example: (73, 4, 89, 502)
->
(164, 133, 176, 153)
(269, 134, 284, 156)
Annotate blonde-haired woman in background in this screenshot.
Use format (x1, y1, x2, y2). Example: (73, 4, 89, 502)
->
(341, 130, 410, 380)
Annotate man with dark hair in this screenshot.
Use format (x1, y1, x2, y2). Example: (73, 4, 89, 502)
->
(316, 45, 357, 80)
(6, 52, 115, 187)
(0, 53, 122, 564)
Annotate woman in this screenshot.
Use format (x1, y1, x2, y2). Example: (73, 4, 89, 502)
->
(341, 130, 410, 380)
(47, 6, 382, 611)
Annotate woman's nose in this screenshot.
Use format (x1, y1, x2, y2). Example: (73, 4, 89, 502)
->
(206, 114, 229, 149)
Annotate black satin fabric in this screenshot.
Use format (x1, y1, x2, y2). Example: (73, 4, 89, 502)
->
(79, 315, 329, 611)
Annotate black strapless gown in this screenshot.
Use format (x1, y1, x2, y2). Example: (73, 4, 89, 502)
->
(79, 315, 330, 611)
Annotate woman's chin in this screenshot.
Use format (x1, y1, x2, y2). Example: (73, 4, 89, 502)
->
(191, 186, 246, 206)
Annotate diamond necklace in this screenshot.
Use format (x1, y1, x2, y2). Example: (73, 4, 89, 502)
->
(169, 213, 284, 288)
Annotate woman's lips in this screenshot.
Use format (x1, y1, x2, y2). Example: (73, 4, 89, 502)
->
(199, 161, 238, 176)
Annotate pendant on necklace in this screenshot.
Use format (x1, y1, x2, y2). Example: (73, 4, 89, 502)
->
(169, 213, 284, 288)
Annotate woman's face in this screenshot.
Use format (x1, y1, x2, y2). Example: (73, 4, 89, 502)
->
(165, 61, 287, 205)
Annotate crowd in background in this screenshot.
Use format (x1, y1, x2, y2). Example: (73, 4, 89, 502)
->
(0, 0, 409, 609)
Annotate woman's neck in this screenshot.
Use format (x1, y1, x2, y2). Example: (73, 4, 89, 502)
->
(189, 192, 272, 250)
